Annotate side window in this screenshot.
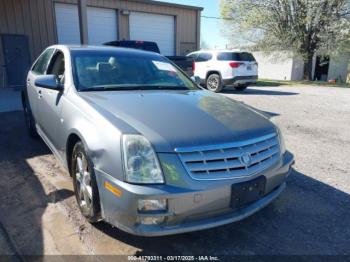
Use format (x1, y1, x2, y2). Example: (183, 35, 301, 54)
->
(217, 52, 239, 61)
(32, 48, 55, 75)
(196, 53, 212, 62)
(188, 53, 198, 60)
(47, 51, 65, 81)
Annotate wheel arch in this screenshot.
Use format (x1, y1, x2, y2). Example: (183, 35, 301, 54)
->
(66, 131, 85, 176)
(206, 70, 222, 80)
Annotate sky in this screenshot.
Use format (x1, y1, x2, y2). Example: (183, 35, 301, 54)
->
(163, 0, 229, 49)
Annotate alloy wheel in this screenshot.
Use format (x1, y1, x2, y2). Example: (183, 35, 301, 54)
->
(208, 77, 219, 90)
(75, 153, 93, 213)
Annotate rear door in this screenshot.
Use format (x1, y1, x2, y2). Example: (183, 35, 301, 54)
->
(27, 48, 55, 123)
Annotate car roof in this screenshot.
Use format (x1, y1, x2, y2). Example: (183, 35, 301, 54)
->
(49, 44, 163, 57)
(196, 49, 246, 54)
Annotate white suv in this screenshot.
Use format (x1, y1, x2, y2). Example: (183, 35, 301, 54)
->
(187, 50, 258, 92)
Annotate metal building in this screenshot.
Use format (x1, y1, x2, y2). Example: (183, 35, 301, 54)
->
(0, 0, 202, 88)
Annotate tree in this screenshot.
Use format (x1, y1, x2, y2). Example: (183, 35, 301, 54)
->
(220, 0, 350, 80)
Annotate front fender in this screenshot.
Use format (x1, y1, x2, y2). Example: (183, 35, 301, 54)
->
(60, 96, 125, 181)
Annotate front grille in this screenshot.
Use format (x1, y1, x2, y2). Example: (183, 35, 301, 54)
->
(176, 133, 280, 180)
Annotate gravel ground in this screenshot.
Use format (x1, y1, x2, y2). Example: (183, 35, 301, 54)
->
(0, 84, 349, 256)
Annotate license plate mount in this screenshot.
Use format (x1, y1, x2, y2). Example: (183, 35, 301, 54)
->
(231, 176, 266, 210)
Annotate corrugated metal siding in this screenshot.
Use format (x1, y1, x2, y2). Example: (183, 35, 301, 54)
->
(0, 0, 58, 87)
(0, 0, 200, 88)
(0, 0, 56, 66)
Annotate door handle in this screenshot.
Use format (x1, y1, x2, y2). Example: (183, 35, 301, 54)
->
(38, 90, 42, 99)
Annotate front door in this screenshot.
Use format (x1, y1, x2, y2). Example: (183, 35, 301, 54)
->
(1, 34, 31, 88)
(38, 50, 65, 151)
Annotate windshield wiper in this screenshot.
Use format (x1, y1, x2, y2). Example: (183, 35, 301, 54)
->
(79, 85, 189, 92)
(78, 86, 144, 92)
(139, 85, 189, 90)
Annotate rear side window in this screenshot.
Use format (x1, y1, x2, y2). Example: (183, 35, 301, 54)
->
(196, 53, 212, 62)
(240, 52, 256, 61)
(217, 52, 256, 62)
(32, 48, 55, 74)
(187, 53, 198, 60)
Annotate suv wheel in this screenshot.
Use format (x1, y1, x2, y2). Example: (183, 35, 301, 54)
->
(206, 73, 223, 93)
(234, 85, 248, 91)
(23, 101, 38, 138)
(71, 141, 101, 223)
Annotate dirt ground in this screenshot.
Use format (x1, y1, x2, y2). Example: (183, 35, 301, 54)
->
(0, 84, 349, 256)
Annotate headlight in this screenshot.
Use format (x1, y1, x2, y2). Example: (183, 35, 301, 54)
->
(276, 126, 286, 155)
(122, 134, 164, 184)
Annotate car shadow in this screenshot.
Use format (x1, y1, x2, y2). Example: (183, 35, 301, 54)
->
(222, 88, 299, 96)
(94, 168, 350, 255)
(255, 81, 288, 87)
(0, 111, 74, 256)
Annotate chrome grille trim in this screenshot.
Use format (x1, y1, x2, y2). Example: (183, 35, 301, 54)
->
(176, 133, 280, 180)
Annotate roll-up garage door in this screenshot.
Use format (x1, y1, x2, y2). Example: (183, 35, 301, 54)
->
(129, 12, 175, 56)
(55, 4, 117, 45)
(55, 3, 80, 44)
(87, 7, 117, 45)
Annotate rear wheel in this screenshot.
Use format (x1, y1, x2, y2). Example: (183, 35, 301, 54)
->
(23, 101, 38, 138)
(206, 73, 223, 93)
(71, 142, 101, 223)
(234, 85, 248, 91)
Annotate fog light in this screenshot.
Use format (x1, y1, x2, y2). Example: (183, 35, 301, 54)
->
(140, 216, 165, 225)
(138, 199, 167, 212)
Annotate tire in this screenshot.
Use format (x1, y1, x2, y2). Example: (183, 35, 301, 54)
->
(23, 100, 38, 138)
(234, 85, 248, 91)
(71, 141, 101, 223)
(206, 73, 223, 93)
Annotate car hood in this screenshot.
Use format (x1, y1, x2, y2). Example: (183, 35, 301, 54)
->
(79, 90, 276, 152)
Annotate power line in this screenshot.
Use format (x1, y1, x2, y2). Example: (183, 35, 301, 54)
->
(201, 15, 234, 20)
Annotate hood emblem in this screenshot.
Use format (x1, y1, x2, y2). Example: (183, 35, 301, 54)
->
(240, 152, 252, 167)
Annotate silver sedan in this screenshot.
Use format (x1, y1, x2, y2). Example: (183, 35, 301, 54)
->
(22, 45, 294, 236)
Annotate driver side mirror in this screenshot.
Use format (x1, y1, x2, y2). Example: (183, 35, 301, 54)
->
(35, 75, 63, 91)
(191, 75, 201, 85)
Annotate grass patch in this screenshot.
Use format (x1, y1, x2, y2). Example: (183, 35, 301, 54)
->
(256, 79, 350, 88)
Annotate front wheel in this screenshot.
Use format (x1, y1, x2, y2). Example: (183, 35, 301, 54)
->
(71, 142, 101, 223)
(206, 73, 223, 93)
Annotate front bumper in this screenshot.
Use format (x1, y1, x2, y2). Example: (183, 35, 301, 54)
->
(223, 75, 258, 86)
(95, 151, 294, 236)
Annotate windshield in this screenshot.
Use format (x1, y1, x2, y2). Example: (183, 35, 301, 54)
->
(71, 50, 197, 91)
